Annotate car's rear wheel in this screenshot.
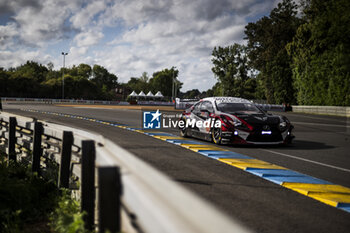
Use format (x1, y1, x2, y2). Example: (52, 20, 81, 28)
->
(212, 120, 222, 144)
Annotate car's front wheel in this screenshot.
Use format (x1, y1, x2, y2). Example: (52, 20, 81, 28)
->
(180, 117, 189, 137)
(211, 120, 222, 144)
(180, 126, 189, 137)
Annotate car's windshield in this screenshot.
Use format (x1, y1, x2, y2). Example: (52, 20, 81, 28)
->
(216, 102, 262, 113)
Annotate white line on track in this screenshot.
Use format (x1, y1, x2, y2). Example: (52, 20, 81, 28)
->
(262, 149, 350, 173)
(293, 121, 350, 128)
(288, 113, 348, 123)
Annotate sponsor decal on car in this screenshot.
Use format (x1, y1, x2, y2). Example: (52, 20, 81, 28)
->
(214, 97, 251, 104)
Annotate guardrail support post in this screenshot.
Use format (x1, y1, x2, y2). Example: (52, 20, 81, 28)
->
(58, 131, 73, 188)
(8, 117, 17, 161)
(81, 140, 96, 231)
(32, 122, 43, 173)
(98, 166, 122, 233)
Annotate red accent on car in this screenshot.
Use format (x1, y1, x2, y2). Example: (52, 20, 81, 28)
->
(219, 115, 234, 130)
(221, 124, 229, 131)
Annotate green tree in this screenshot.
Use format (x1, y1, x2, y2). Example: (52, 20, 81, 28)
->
(0, 68, 11, 97)
(91, 64, 118, 91)
(245, 0, 303, 104)
(47, 62, 54, 71)
(1, 61, 121, 100)
(127, 77, 143, 93)
(14, 61, 48, 83)
(211, 44, 253, 98)
(287, 0, 350, 106)
(149, 67, 182, 98)
(126, 72, 152, 94)
(77, 64, 92, 79)
(205, 82, 224, 97)
(8, 75, 39, 97)
(183, 89, 201, 99)
(139, 72, 149, 83)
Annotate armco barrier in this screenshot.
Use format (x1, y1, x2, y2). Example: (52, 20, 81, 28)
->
(174, 98, 286, 111)
(292, 105, 350, 117)
(255, 103, 285, 112)
(1, 97, 130, 105)
(0, 111, 250, 233)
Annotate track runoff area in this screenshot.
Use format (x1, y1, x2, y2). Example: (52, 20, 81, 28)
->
(20, 104, 350, 214)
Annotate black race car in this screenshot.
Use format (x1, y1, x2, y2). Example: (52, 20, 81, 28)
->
(179, 97, 294, 145)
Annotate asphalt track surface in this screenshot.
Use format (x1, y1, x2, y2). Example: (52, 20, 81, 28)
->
(2, 103, 350, 233)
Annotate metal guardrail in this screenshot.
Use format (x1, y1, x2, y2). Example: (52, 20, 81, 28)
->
(292, 105, 350, 117)
(254, 103, 285, 112)
(0, 111, 250, 233)
(1, 97, 130, 105)
(174, 98, 286, 112)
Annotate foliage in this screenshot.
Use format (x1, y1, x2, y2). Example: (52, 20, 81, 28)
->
(149, 67, 182, 98)
(49, 189, 87, 233)
(0, 156, 59, 232)
(244, 0, 303, 104)
(287, 0, 350, 106)
(211, 44, 256, 98)
(91, 65, 118, 91)
(127, 77, 148, 94)
(127, 72, 151, 94)
(0, 151, 88, 233)
(0, 61, 184, 101)
(182, 89, 201, 99)
(0, 62, 118, 100)
(210, 0, 349, 105)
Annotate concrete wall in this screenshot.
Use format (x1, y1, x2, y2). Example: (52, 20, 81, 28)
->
(292, 105, 350, 117)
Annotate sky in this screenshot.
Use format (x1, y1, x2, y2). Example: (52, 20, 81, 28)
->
(0, 0, 281, 91)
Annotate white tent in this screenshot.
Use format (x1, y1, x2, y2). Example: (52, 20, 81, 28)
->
(138, 91, 146, 97)
(146, 91, 154, 97)
(129, 91, 138, 97)
(154, 91, 164, 98)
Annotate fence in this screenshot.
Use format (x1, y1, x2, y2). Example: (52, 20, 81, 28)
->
(0, 111, 249, 233)
(1, 97, 130, 105)
(292, 105, 350, 117)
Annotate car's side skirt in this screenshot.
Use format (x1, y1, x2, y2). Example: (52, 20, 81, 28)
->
(188, 128, 212, 141)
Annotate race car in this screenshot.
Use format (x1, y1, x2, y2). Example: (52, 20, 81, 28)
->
(179, 97, 294, 145)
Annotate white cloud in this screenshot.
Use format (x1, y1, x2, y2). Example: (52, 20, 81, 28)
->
(74, 30, 104, 47)
(0, 49, 52, 68)
(9, 0, 82, 46)
(0, 22, 19, 49)
(70, 0, 108, 29)
(64, 46, 95, 68)
(0, 0, 281, 91)
(93, 0, 274, 91)
(70, 46, 88, 56)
